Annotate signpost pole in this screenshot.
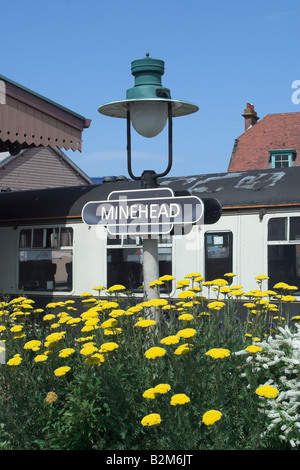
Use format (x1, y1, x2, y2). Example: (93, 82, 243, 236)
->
(142, 236, 160, 320)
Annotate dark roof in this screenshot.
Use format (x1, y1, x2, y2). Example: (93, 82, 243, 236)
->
(0, 167, 299, 225)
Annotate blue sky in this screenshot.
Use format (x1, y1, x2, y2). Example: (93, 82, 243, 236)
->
(1, 0, 300, 179)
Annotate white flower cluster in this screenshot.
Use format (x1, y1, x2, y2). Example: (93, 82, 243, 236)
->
(251, 324, 300, 448)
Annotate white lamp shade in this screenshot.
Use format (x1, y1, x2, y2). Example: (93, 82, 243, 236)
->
(130, 101, 168, 138)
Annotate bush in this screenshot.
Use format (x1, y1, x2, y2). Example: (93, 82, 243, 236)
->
(0, 273, 299, 450)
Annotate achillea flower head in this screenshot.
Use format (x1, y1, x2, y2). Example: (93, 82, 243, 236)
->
(160, 335, 180, 345)
(24, 340, 41, 351)
(154, 383, 171, 395)
(255, 385, 279, 399)
(170, 393, 190, 406)
(99, 342, 119, 352)
(159, 275, 175, 282)
(45, 391, 58, 404)
(178, 290, 196, 299)
(58, 348, 75, 358)
(106, 284, 126, 292)
(245, 345, 263, 354)
(141, 413, 162, 426)
(178, 313, 194, 321)
(207, 301, 225, 310)
(143, 388, 157, 399)
(174, 343, 193, 355)
(202, 410, 222, 426)
(7, 354, 22, 366)
(134, 319, 156, 328)
(177, 328, 196, 339)
(144, 346, 166, 359)
(100, 318, 118, 329)
(34, 354, 48, 362)
(205, 348, 231, 359)
(54, 366, 71, 377)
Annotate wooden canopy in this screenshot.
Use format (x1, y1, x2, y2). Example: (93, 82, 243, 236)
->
(0, 75, 91, 154)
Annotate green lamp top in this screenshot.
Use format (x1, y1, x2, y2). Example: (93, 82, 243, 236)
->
(98, 53, 198, 118)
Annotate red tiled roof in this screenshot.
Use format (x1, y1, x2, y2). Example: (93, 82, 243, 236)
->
(228, 112, 300, 172)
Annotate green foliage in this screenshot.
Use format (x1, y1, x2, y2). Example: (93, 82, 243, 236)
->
(0, 274, 299, 450)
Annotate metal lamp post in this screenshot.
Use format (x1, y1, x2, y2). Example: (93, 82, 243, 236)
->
(98, 53, 199, 308)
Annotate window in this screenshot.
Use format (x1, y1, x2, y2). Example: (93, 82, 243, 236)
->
(107, 235, 172, 292)
(19, 227, 73, 292)
(267, 217, 300, 292)
(204, 231, 233, 282)
(269, 150, 296, 168)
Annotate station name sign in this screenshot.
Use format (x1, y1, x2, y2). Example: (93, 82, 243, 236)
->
(82, 187, 204, 236)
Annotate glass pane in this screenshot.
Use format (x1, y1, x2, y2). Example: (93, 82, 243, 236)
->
(32, 229, 44, 247)
(268, 218, 287, 241)
(290, 217, 300, 241)
(19, 229, 32, 248)
(205, 232, 233, 281)
(107, 247, 172, 292)
(60, 228, 73, 246)
(268, 245, 300, 292)
(19, 250, 73, 292)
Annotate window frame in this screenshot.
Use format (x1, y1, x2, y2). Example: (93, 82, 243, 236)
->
(266, 215, 300, 293)
(106, 234, 173, 294)
(204, 230, 233, 282)
(269, 149, 296, 169)
(18, 226, 74, 294)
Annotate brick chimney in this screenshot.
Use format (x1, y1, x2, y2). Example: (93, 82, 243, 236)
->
(242, 103, 259, 131)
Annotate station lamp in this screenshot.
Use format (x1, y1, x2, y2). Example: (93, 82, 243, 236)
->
(98, 53, 199, 186)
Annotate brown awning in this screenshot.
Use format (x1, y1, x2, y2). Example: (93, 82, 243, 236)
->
(0, 75, 91, 153)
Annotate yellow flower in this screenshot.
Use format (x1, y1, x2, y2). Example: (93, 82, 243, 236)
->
(224, 273, 236, 278)
(104, 327, 122, 335)
(245, 345, 263, 354)
(134, 319, 156, 328)
(207, 301, 225, 310)
(24, 340, 41, 351)
(144, 347, 166, 359)
(255, 275, 269, 280)
(154, 383, 171, 395)
(170, 393, 190, 406)
(211, 278, 228, 287)
(174, 343, 193, 355)
(160, 335, 180, 345)
(176, 328, 196, 339)
(178, 290, 196, 299)
(80, 344, 98, 356)
(202, 410, 222, 426)
(109, 309, 125, 318)
(99, 342, 119, 352)
(143, 388, 157, 399)
(205, 348, 230, 359)
(159, 275, 175, 282)
(93, 286, 106, 291)
(85, 353, 105, 364)
(184, 272, 201, 279)
(10, 325, 23, 332)
(141, 413, 162, 426)
(45, 391, 58, 404)
(43, 314, 56, 321)
(255, 385, 279, 399)
(143, 299, 168, 307)
(54, 366, 71, 377)
(34, 354, 48, 362)
(106, 284, 126, 292)
(7, 354, 22, 366)
(178, 314, 194, 321)
(100, 318, 118, 329)
(149, 280, 163, 288)
(59, 348, 75, 358)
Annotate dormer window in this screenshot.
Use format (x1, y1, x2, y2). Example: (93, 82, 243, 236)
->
(269, 149, 296, 168)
